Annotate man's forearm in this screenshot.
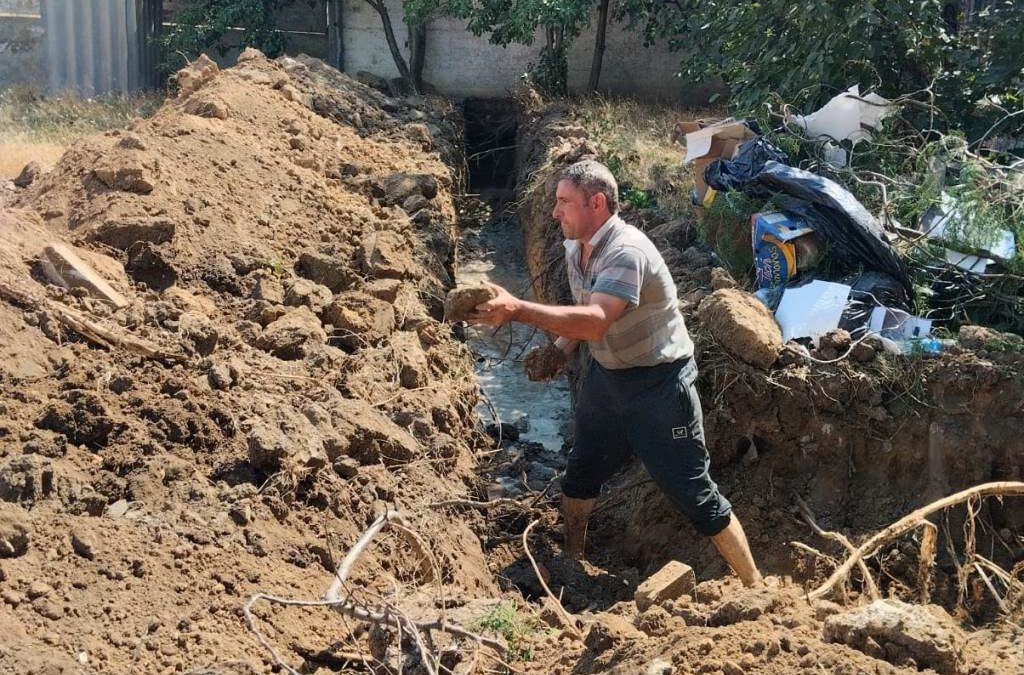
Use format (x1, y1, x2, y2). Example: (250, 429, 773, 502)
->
(513, 300, 607, 341)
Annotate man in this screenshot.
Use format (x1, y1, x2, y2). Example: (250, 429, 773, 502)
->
(471, 159, 762, 586)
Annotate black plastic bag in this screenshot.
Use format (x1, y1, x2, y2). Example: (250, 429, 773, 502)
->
(704, 137, 789, 195)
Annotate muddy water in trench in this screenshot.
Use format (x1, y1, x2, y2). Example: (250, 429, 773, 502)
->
(456, 200, 571, 460)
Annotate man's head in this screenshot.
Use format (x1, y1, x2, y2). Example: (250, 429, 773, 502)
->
(552, 160, 619, 242)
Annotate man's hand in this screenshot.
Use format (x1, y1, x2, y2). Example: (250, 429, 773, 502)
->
(469, 282, 520, 326)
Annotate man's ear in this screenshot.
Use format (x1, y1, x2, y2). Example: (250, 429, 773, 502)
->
(591, 191, 607, 212)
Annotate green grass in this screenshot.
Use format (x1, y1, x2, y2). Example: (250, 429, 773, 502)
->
(467, 600, 544, 662)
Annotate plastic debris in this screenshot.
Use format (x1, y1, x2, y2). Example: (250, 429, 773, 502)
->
(790, 85, 894, 145)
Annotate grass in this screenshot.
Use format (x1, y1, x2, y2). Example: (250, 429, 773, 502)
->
(570, 95, 724, 223)
(466, 600, 545, 662)
(0, 85, 165, 178)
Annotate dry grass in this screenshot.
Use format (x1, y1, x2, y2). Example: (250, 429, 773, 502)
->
(0, 85, 164, 178)
(569, 95, 725, 220)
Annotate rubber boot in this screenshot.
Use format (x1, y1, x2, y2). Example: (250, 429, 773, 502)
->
(561, 496, 596, 560)
(710, 513, 763, 587)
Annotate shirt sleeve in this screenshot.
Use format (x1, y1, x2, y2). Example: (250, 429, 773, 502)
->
(591, 246, 644, 306)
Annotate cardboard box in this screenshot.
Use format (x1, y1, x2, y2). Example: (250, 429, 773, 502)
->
(680, 119, 757, 208)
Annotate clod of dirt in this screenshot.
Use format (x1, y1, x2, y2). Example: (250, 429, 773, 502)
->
(0, 505, 30, 557)
(175, 53, 219, 97)
(710, 267, 739, 290)
(824, 599, 964, 674)
(819, 328, 852, 352)
(91, 159, 156, 194)
(523, 343, 567, 381)
(257, 306, 327, 359)
(125, 241, 179, 291)
(90, 217, 176, 251)
(321, 291, 396, 350)
(444, 284, 497, 322)
(959, 324, 1023, 351)
(697, 288, 782, 369)
(283, 277, 333, 312)
(14, 161, 41, 188)
(357, 230, 415, 280)
(585, 612, 645, 653)
(296, 250, 361, 292)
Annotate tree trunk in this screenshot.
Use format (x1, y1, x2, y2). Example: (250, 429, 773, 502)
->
(408, 21, 427, 93)
(365, 0, 414, 90)
(588, 0, 611, 91)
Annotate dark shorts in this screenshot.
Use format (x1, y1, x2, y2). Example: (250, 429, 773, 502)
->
(561, 357, 732, 536)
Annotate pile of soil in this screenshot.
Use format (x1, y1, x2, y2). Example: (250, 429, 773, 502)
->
(0, 50, 495, 674)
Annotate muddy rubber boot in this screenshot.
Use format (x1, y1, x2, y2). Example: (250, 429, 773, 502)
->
(710, 514, 763, 587)
(561, 496, 596, 560)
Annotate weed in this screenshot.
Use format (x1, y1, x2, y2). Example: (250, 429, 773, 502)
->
(467, 600, 542, 662)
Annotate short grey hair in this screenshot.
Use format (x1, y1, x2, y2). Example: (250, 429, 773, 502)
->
(560, 160, 619, 214)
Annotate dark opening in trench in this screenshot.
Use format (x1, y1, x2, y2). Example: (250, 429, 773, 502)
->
(462, 98, 517, 195)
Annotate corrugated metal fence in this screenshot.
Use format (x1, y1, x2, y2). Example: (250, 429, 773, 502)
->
(40, 0, 161, 95)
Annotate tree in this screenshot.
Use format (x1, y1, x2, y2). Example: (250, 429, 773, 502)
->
(589, 0, 612, 91)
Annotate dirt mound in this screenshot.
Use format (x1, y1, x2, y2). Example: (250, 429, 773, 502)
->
(0, 52, 496, 674)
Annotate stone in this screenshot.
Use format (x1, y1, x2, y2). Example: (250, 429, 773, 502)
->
(106, 499, 130, 518)
(39, 243, 129, 308)
(584, 612, 644, 653)
(320, 291, 395, 350)
(444, 284, 497, 322)
(296, 250, 360, 293)
(257, 307, 326, 360)
(14, 161, 41, 188)
(208, 363, 234, 390)
(389, 331, 430, 388)
(823, 599, 964, 675)
(71, 529, 96, 560)
(283, 277, 333, 313)
(697, 289, 783, 369)
(635, 561, 696, 612)
(357, 231, 414, 279)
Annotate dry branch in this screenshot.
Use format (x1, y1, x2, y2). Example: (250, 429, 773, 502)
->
(810, 481, 1024, 601)
(795, 496, 880, 600)
(521, 519, 582, 639)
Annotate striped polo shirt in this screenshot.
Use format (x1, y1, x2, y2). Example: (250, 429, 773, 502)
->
(565, 215, 694, 369)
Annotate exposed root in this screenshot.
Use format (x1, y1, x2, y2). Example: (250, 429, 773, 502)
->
(522, 519, 583, 640)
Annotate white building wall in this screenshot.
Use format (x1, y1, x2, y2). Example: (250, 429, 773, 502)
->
(342, 1, 711, 102)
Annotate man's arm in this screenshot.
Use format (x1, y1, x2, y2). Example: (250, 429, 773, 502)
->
(470, 282, 628, 342)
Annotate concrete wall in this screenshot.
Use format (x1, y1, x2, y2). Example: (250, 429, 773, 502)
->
(342, 0, 704, 102)
(0, 0, 44, 88)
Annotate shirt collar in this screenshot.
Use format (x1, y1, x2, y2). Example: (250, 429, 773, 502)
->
(563, 214, 618, 253)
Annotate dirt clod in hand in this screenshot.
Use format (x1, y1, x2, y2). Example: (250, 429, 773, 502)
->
(523, 343, 566, 381)
(444, 284, 497, 322)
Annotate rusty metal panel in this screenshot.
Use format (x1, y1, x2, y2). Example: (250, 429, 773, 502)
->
(40, 0, 161, 95)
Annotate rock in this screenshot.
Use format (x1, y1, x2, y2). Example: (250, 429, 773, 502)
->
(444, 284, 497, 322)
(258, 307, 326, 360)
(364, 278, 403, 303)
(0, 506, 30, 557)
(320, 291, 395, 350)
(584, 612, 644, 653)
(523, 344, 566, 381)
(296, 250, 360, 293)
(823, 599, 964, 675)
(106, 499, 130, 518)
(125, 241, 178, 291)
(635, 561, 696, 612)
(38, 243, 129, 308)
(208, 363, 234, 390)
(697, 289, 783, 369)
(711, 267, 739, 290)
(14, 161, 42, 188)
(381, 172, 438, 204)
(283, 277, 333, 313)
(357, 231, 414, 280)
(390, 331, 430, 388)
(71, 529, 96, 560)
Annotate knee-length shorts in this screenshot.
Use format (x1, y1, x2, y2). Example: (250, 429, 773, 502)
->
(561, 357, 732, 536)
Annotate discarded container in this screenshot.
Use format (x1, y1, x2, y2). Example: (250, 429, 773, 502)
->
(751, 212, 822, 289)
(789, 85, 894, 146)
(680, 118, 758, 209)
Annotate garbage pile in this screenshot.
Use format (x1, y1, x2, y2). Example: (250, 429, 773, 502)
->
(681, 86, 1023, 363)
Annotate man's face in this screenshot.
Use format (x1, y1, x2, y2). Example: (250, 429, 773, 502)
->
(552, 180, 597, 241)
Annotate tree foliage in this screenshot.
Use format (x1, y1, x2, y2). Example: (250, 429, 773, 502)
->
(617, 0, 1024, 139)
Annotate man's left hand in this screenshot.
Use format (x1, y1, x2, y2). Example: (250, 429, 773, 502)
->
(469, 281, 520, 325)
